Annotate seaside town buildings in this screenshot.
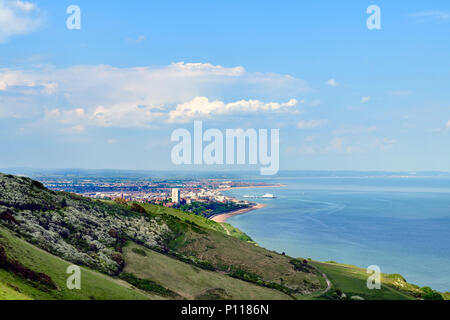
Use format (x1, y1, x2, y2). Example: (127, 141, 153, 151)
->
(172, 188, 180, 204)
(40, 178, 269, 207)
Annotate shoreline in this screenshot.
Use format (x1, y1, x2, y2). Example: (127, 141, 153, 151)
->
(210, 203, 267, 223)
(211, 183, 283, 223)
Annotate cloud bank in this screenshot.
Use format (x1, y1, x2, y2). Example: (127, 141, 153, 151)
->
(0, 0, 41, 43)
(0, 62, 307, 128)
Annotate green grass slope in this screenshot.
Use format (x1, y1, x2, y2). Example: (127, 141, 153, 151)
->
(141, 207, 325, 298)
(0, 282, 32, 300)
(312, 262, 418, 300)
(123, 243, 292, 300)
(0, 174, 440, 300)
(0, 226, 158, 300)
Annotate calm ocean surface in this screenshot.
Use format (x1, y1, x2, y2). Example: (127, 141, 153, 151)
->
(224, 177, 450, 291)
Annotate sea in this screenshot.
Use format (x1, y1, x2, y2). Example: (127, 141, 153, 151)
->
(223, 176, 450, 292)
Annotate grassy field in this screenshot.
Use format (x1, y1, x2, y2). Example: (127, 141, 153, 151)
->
(139, 203, 226, 231)
(312, 261, 417, 300)
(169, 225, 324, 297)
(220, 223, 255, 243)
(124, 202, 324, 297)
(123, 242, 292, 300)
(138, 203, 253, 241)
(0, 226, 158, 300)
(0, 282, 31, 300)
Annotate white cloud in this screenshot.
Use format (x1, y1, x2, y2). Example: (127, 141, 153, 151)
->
(323, 138, 346, 153)
(297, 119, 328, 129)
(168, 96, 298, 123)
(127, 35, 146, 44)
(11, 0, 36, 11)
(388, 90, 412, 97)
(45, 108, 85, 124)
(333, 125, 377, 135)
(0, 0, 41, 43)
(64, 125, 85, 134)
(309, 99, 321, 107)
(428, 120, 450, 133)
(411, 11, 449, 21)
(1, 62, 307, 127)
(326, 79, 339, 87)
(360, 96, 371, 103)
(298, 145, 316, 155)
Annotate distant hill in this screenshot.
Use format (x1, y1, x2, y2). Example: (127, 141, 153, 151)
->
(0, 173, 442, 300)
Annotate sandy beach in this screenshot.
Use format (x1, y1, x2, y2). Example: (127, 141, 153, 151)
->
(210, 203, 267, 223)
(210, 183, 283, 222)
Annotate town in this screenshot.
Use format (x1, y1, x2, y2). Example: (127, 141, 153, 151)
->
(40, 176, 276, 218)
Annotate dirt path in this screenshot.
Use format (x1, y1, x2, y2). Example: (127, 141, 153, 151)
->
(319, 270, 332, 295)
(220, 223, 231, 236)
(310, 265, 332, 296)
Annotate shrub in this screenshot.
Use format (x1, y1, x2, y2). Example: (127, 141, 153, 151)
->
(114, 198, 128, 205)
(0, 246, 57, 290)
(131, 248, 147, 256)
(119, 272, 180, 298)
(0, 209, 17, 224)
(289, 258, 311, 273)
(130, 203, 146, 214)
(111, 252, 125, 271)
(421, 287, 444, 300)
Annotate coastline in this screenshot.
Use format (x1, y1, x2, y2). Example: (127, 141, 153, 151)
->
(211, 183, 283, 223)
(210, 203, 267, 223)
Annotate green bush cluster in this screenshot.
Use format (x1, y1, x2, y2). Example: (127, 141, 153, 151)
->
(119, 272, 180, 298)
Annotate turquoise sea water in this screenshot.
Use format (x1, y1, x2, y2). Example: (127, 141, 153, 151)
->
(224, 177, 450, 292)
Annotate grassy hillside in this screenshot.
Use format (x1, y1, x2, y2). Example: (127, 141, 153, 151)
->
(0, 173, 325, 300)
(0, 226, 157, 300)
(123, 243, 291, 300)
(0, 282, 31, 300)
(135, 203, 325, 298)
(312, 262, 422, 300)
(0, 173, 441, 300)
(138, 203, 252, 240)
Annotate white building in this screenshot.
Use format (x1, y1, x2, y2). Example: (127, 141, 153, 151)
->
(172, 188, 180, 204)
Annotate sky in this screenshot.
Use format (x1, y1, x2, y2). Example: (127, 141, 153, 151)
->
(0, 0, 450, 173)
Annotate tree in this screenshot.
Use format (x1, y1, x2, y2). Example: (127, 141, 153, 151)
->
(131, 203, 146, 214)
(114, 198, 127, 205)
(421, 287, 444, 300)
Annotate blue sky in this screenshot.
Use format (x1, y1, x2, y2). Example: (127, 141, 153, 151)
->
(1, 0, 450, 172)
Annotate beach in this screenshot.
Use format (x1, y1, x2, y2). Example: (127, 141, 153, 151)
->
(210, 203, 267, 223)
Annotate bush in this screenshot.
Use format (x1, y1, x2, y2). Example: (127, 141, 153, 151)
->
(114, 198, 127, 205)
(0, 246, 57, 290)
(289, 259, 311, 273)
(119, 272, 180, 298)
(131, 248, 147, 256)
(130, 203, 146, 214)
(421, 287, 444, 300)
